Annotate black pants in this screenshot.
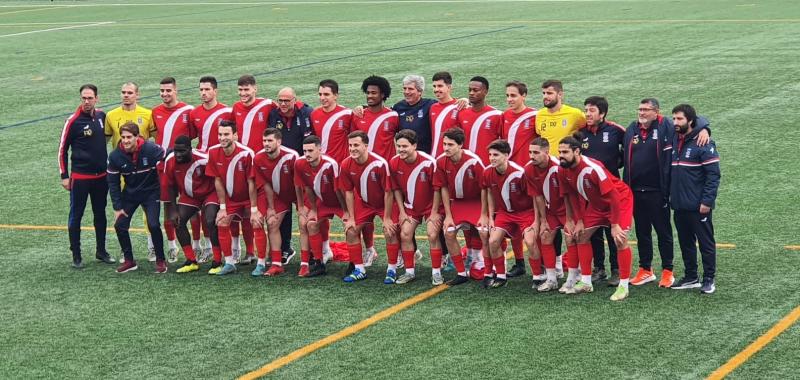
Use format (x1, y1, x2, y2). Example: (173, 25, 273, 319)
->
(674, 210, 716, 280)
(591, 227, 618, 271)
(115, 192, 164, 262)
(280, 208, 293, 253)
(633, 190, 673, 270)
(68, 177, 108, 260)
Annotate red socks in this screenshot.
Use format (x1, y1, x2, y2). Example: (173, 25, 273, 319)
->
(618, 247, 632, 280)
(493, 256, 506, 276)
(451, 250, 466, 273)
(309, 233, 324, 260)
(348, 244, 364, 265)
(270, 250, 282, 266)
(386, 243, 400, 265)
(181, 245, 196, 262)
(218, 225, 232, 258)
(164, 219, 176, 240)
(540, 243, 557, 269)
(300, 250, 311, 264)
(401, 250, 416, 269)
(565, 244, 579, 269)
(577, 243, 593, 276)
(430, 248, 443, 269)
(254, 228, 268, 259)
(190, 216, 201, 240)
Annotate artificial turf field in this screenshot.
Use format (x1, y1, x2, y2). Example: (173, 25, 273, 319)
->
(1, 0, 799, 378)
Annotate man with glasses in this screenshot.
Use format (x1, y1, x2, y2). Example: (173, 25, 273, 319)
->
(623, 98, 709, 289)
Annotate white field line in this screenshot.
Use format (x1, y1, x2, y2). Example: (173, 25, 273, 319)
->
(0, 21, 113, 38)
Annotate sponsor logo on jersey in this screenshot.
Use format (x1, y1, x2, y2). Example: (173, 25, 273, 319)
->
(83, 125, 93, 136)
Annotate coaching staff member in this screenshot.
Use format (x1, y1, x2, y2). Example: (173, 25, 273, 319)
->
(59, 84, 115, 268)
(108, 122, 167, 273)
(668, 104, 720, 294)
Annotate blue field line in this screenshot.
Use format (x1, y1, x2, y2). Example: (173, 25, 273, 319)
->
(0, 25, 523, 131)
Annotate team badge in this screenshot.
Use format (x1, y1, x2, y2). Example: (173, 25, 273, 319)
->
(418, 110, 424, 118)
(467, 169, 474, 179)
(583, 179, 592, 189)
(238, 162, 244, 171)
(283, 165, 289, 174)
(338, 120, 344, 128)
(258, 112, 264, 122)
(322, 175, 330, 184)
(183, 114, 188, 123)
(603, 132, 609, 143)
(685, 148, 692, 158)
(510, 182, 517, 192)
(524, 120, 530, 129)
(420, 172, 427, 182)
(383, 121, 390, 131)
(370, 172, 377, 182)
(484, 120, 492, 129)
(653, 130, 658, 139)
(562, 119, 567, 127)
(143, 157, 149, 166)
(138, 116, 143, 125)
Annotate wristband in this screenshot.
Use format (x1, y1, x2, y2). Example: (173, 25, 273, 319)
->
(220, 204, 226, 211)
(251, 207, 258, 213)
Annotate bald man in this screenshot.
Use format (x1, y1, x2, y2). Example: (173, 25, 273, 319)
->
(267, 87, 314, 264)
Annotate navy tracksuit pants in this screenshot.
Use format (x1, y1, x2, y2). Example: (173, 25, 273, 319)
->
(114, 192, 164, 262)
(68, 177, 108, 260)
(674, 210, 716, 280)
(633, 190, 674, 271)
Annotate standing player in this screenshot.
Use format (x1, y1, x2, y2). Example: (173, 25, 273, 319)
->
(338, 131, 397, 283)
(429, 72, 461, 158)
(579, 96, 625, 285)
(294, 135, 349, 277)
(524, 138, 568, 292)
(59, 84, 115, 268)
(435, 128, 487, 285)
(536, 80, 586, 154)
(557, 135, 634, 301)
(387, 130, 443, 285)
(457, 76, 502, 164)
(481, 140, 534, 288)
(107, 123, 167, 273)
(191, 76, 232, 153)
(152, 77, 195, 263)
(232, 74, 275, 266)
(352, 75, 399, 161)
(311, 79, 352, 163)
(502, 81, 538, 167)
(163, 136, 221, 273)
(206, 120, 255, 275)
(250, 128, 300, 277)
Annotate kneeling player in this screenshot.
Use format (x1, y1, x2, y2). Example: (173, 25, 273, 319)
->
(524, 138, 568, 292)
(558, 135, 634, 301)
(387, 130, 443, 285)
(436, 127, 488, 285)
(294, 136, 348, 277)
(338, 131, 398, 283)
(250, 128, 301, 277)
(163, 136, 221, 273)
(481, 140, 534, 288)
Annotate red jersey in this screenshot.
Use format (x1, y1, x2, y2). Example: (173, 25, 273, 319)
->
(524, 156, 565, 216)
(502, 107, 538, 167)
(311, 105, 352, 162)
(481, 162, 532, 214)
(456, 105, 502, 165)
(163, 149, 214, 200)
(206, 142, 254, 203)
(294, 154, 340, 208)
(338, 152, 390, 210)
(558, 156, 629, 223)
(191, 103, 232, 152)
(152, 102, 195, 150)
(434, 149, 484, 202)
(351, 106, 399, 161)
(251, 146, 299, 205)
(388, 151, 436, 215)
(429, 99, 460, 157)
(232, 98, 275, 153)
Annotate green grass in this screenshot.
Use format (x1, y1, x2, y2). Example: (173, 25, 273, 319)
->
(2, 0, 800, 378)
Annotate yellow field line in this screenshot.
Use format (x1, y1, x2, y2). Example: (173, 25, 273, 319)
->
(0, 224, 738, 248)
(706, 305, 800, 380)
(238, 284, 449, 379)
(785, 245, 800, 251)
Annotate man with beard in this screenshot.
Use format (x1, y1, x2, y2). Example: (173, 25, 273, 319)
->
(536, 80, 586, 153)
(557, 134, 634, 301)
(668, 104, 720, 294)
(163, 136, 221, 273)
(107, 122, 167, 274)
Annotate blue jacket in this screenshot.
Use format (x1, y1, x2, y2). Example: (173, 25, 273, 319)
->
(622, 115, 674, 194)
(393, 98, 436, 154)
(669, 117, 720, 211)
(59, 107, 107, 179)
(107, 138, 165, 210)
(268, 101, 314, 154)
(580, 121, 625, 178)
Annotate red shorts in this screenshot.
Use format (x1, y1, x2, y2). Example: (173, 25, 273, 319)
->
(582, 194, 633, 231)
(304, 199, 343, 220)
(257, 190, 291, 215)
(177, 191, 219, 209)
(493, 210, 534, 240)
(405, 205, 444, 224)
(449, 199, 482, 227)
(225, 199, 251, 221)
(544, 210, 566, 230)
(354, 199, 399, 226)
(159, 171, 171, 202)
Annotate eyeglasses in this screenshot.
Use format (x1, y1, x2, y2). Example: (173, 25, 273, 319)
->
(277, 98, 294, 104)
(638, 107, 655, 112)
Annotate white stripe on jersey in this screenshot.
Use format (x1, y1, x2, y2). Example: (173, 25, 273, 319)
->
(241, 99, 272, 146)
(161, 104, 194, 149)
(431, 103, 458, 157)
(200, 106, 232, 151)
(506, 110, 537, 157)
(404, 153, 435, 209)
(320, 109, 352, 154)
(358, 152, 389, 203)
(366, 110, 398, 152)
(467, 109, 502, 152)
(270, 146, 299, 195)
(454, 149, 483, 199)
(224, 143, 254, 196)
(313, 155, 339, 200)
(184, 154, 208, 198)
(500, 161, 525, 212)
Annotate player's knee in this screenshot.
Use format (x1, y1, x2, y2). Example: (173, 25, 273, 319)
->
(345, 229, 359, 243)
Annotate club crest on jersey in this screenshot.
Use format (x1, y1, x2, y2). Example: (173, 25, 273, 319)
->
(370, 171, 377, 182)
(510, 182, 518, 192)
(524, 120, 531, 129)
(237, 162, 244, 171)
(484, 120, 492, 129)
(406, 115, 414, 123)
(258, 112, 264, 122)
(383, 121, 390, 131)
(183, 114, 188, 123)
(322, 175, 330, 184)
(653, 130, 658, 139)
(685, 148, 692, 158)
(338, 120, 344, 129)
(194, 167, 202, 176)
(603, 132, 609, 142)
(420, 172, 428, 182)
(551, 177, 559, 188)
(138, 117, 143, 125)
(583, 179, 592, 189)
(562, 119, 567, 127)
(143, 157, 149, 166)
(467, 169, 475, 179)
(282, 164, 289, 174)
(83, 125, 93, 136)
(418, 110, 423, 118)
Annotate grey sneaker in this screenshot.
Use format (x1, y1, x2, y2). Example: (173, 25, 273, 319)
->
(700, 278, 716, 294)
(146, 247, 156, 262)
(396, 273, 416, 284)
(536, 280, 559, 292)
(363, 247, 378, 267)
(431, 272, 444, 286)
(607, 269, 620, 287)
(167, 247, 179, 263)
(197, 247, 212, 263)
(591, 268, 607, 282)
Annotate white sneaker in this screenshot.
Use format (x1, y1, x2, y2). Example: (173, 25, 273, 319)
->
(559, 280, 575, 294)
(537, 280, 559, 292)
(363, 247, 378, 267)
(231, 248, 241, 264)
(167, 247, 179, 263)
(147, 247, 156, 262)
(431, 272, 444, 286)
(396, 273, 416, 284)
(198, 247, 212, 263)
(322, 249, 333, 264)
